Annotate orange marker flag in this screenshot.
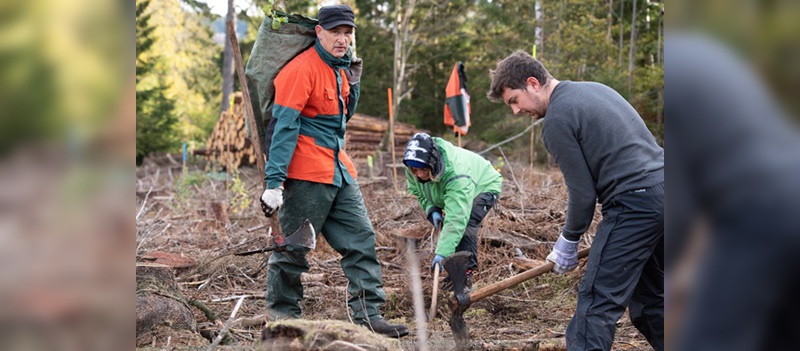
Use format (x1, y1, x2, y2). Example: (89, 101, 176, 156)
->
(444, 62, 471, 136)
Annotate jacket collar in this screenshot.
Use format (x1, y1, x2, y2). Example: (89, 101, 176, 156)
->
(314, 39, 351, 69)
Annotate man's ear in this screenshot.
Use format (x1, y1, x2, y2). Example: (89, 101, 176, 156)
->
(315, 25, 323, 37)
(526, 77, 541, 92)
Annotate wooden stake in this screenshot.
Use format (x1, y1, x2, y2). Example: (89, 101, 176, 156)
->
(530, 115, 535, 169)
(388, 88, 398, 192)
(227, 20, 264, 185)
(457, 132, 462, 147)
(404, 238, 430, 351)
(228, 19, 283, 240)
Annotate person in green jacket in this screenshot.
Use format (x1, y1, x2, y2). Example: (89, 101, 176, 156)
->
(402, 133, 502, 289)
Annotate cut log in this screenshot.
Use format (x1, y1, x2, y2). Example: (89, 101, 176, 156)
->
(139, 251, 196, 270)
(205, 92, 257, 170)
(136, 263, 197, 347)
(345, 114, 428, 161)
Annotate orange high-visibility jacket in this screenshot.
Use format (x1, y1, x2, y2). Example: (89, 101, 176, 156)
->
(264, 41, 360, 189)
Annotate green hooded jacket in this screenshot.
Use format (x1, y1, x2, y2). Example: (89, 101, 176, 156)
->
(405, 138, 503, 257)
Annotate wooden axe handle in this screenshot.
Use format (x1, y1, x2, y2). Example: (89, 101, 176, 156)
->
(429, 263, 440, 322)
(270, 212, 284, 245)
(469, 247, 591, 304)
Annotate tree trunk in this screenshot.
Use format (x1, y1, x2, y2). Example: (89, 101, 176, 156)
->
(618, 0, 624, 67)
(535, 0, 544, 52)
(389, 0, 417, 152)
(607, 0, 614, 42)
(627, 0, 638, 96)
(555, 0, 565, 57)
(221, 0, 235, 113)
(658, 7, 663, 67)
(657, 7, 663, 129)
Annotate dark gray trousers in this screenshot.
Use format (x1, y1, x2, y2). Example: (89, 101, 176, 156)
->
(455, 192, 497, 272)
(265, 180, 385, 323)
(567, 183, 664, 351)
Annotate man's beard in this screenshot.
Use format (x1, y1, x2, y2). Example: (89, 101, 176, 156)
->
(417, 177, 430, 183)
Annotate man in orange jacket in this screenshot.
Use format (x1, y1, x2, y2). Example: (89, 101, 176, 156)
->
(258, 5, 408, 338)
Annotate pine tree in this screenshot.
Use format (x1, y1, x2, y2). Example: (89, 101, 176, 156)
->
(136, 0, 177, 165)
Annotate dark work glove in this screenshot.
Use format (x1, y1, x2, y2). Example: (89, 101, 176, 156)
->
(427, 208, 443, 229)
(431, 254, 445, 270)
(345, 57, 362, 85)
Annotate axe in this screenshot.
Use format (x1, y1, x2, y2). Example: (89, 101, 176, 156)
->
(443, 247, 591, 349)
(235, 219, 316, 256)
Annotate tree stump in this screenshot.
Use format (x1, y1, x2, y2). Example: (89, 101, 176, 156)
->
(209, 201, 231, 229)
(136, 263, 198, 347)
(258, 319, 401, 351)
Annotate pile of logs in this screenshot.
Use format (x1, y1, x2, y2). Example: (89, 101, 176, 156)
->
(345, 113, 423, 160)
(205, 93, 424, 169)
(205, 92, 257, 170)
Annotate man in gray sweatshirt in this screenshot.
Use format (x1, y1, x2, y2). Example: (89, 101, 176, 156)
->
(488, 50, 664, 351)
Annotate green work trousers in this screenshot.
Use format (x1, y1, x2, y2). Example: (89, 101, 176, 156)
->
(265, 179, 385, 323)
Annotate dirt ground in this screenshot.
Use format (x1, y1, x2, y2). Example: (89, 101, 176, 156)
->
(135, 154, 652, 350)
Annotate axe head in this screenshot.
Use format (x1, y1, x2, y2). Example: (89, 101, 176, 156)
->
(281, 219, 316, 251)
(442, 252, 472, 307)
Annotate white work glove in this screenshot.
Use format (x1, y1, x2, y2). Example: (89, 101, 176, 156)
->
(259, 187, 284, 217)
(546, 233, 580, 274)
(345, 57, 362, 85)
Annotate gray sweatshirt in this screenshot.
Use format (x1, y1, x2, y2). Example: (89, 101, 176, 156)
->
(542, 81, 664, 240)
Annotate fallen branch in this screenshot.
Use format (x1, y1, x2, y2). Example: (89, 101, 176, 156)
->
(234, 313, 270, 328)
(207, 295, 245, 350)
(478, 120, 542, 156)
(136, 186, 153, 220)
(321, 340, 370, 351)
(246, 223, 269, 233)
(301, 273, 327, 283)
(210, 295, 255, 303)
(498, 147, 526, 212)
(482, 230, 549, 250)
(189, 299, 217, 322)
(392, 206, 417, 221)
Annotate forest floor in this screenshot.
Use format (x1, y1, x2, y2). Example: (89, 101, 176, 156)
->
(135, 154, 652, 350)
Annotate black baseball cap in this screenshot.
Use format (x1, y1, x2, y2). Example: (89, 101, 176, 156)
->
(318, 5, 357, 30)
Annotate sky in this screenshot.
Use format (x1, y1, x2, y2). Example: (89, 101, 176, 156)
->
(204, 0, 340, 16)
(204, 0, 243, 16)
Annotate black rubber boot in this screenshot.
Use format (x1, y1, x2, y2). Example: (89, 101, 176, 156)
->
(362, 317, 409, 338)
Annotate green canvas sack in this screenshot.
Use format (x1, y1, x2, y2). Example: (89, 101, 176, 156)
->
(245, 12, 317, 155)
